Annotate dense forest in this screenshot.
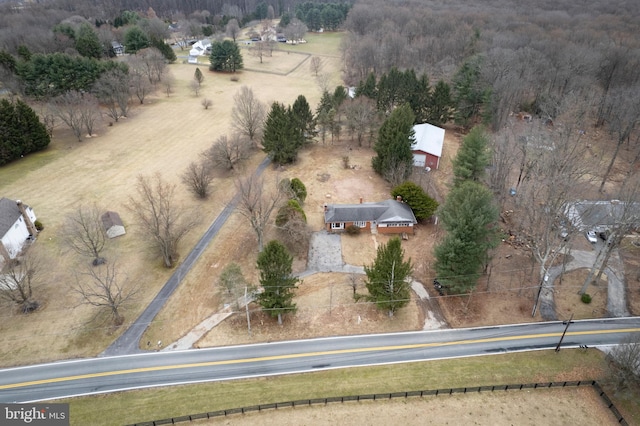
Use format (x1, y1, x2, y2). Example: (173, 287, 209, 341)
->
(342, 0, 640, 130)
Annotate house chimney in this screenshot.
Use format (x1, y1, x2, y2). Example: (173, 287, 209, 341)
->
(396, 195, 402, 202)
(359, 197, 363, 204)
(17, 200, 38, 236)
(323, 204, 328, 212)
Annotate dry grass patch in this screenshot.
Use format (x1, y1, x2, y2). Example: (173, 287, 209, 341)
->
(555, 268, 608, 319)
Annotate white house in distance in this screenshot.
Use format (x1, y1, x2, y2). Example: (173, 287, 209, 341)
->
(0, 197, 37, 261)
(411, 123, 445, 170)
(188, 39, 211, 64)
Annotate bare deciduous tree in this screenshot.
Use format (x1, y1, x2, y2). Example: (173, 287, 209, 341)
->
(93, 68, 131, 122)
(343, 96, 379, 147)
(189, 79, 201, 96)
(203, 133, 253, 171)
(61, 204, 108, 266)
(607, 333, 640, 392)
(136, 47, 167, 84)
(276, 209, 311, 256)
(580, 174, 640, 294)
(488, 127, 519, 209)
(129, 70, 153, 105)
(309, 56, 322, 77)
(235, 172, 284, 252)
(599, 85, 640, 192)
(226, 18, 241, 42)
(48, 91, 86, 141)
(231, 86, 266, 144)
(128, 173, 199, 268)
(0, 248, 46, 313)
(181, 160, 214, 198)
(217, 262, 251, 310)
(513, 114, 595, 316)
(201, 98, 212, 110)
(72, 262, 137, 326)
(162, 73, 175, 97)
(79, 94, 101, 137)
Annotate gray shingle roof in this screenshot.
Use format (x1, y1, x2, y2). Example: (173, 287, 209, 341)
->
(324, 200, 417, 224)
(0, 197, 21, 236)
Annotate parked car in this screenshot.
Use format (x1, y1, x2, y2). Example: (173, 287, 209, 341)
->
(586, 230, 598, 243)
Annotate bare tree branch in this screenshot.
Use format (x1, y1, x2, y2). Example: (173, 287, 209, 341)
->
(181, 160, 214, 199)
(60, 204, 108, 266)
(127, 173, 199, 268)
(235, 173, 284, 252)
(0, 247, 47, 313)
(72, 262, 138, 326)
(202, 133, 253, 171)
(231, 86, 266, 144)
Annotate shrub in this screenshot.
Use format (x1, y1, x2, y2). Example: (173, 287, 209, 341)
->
(34, 220, 44, 231)
(290, 178, 307, 203)
(391, 181, 439, 221)
(581, 293, 592, 304)
(346, 224, 361, 235)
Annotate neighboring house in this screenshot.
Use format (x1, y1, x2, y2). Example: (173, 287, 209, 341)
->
(324, 198, 418, 235)
(111, 41, 124, 56)
(0, 198, 37, 261)
(188, 39, 211, 64)
(101, 211, 126, 239)
(411, 123, 445, 170)
(565, 200, 640, 233)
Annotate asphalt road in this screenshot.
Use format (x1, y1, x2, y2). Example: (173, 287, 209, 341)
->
(101, 157, 272, 357)
(2, 317, 639, 403)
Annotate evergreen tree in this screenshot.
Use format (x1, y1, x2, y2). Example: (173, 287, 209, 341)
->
(452, 126, 490, 186)
(315, 90, 335, 144)
(452, 55, 491, 128)
(262, 102, 301, 164)
(428, 80, 454, 126)
(434, 181, 499, 294)
(391, 181, 439, 221)
(289, 178, 307, 203)
(355, 72, 377, 100)
(364, 237, 412, 317)
(150, 37, 177, 63)
(256, 240, 299, 325)
(209, 40, 243, 72)
(291, 95, 315, 145)
(124, 26, 150, 54)
(372, 104, 415, 183)
(0, 99, 50, 165)
(75, 24, 102, 59)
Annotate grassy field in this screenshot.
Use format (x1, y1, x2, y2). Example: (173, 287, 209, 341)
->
(62, 349, 619, 425)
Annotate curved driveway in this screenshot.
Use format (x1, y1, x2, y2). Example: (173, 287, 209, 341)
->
(541, 247, 630, 321)
(2, 318, 639, 403)
(102, 157, 271, 357)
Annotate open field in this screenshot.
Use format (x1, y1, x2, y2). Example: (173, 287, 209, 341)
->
(0, 32, 344, 366)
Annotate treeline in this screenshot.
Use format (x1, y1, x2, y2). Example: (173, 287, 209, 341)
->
(342, 0, 640, 131)
(291, 2, 350, 31)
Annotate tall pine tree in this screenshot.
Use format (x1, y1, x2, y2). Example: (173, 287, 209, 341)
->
(372, 104, 415, 184)
(451, 126, 490, 186)
(256, 240, 299, 325)
(434, 181, 499, 294)
(262, 102, 303, 164)
(0, 99, 50, 165)
(364, 237, 412, 317)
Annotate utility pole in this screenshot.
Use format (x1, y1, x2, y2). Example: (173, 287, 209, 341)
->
(555, 314, 574, 352)
(245, 286, 251, 336)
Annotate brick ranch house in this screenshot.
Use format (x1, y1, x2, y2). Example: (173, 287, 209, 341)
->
(324, 198, 418, 235)
(411, 123, 445, 170)
(0, 197, 38, 261)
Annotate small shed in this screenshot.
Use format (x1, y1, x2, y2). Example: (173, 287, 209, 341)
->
(101, 211, 125, 239)
(411, 123, 445, 169)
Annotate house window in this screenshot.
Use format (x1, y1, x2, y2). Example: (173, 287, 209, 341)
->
(331, 222, 344, 230)
(354, 221, 366, 228)
(387, 223, 409, 227)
